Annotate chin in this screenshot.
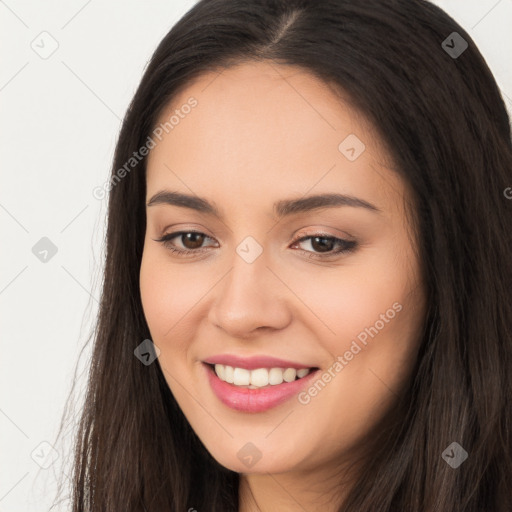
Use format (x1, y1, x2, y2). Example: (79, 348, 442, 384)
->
(204, 439, 307, 475)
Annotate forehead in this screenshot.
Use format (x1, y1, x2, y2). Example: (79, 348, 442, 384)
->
(145, 60, 403, 215)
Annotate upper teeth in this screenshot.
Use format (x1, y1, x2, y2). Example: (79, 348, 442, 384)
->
(214, 364, 312, 388)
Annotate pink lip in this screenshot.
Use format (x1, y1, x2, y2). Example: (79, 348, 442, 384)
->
(203, 363, 320, 413)
(203, 354, 315, 370)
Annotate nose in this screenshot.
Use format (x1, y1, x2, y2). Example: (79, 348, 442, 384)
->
(207, 250, 292, 338)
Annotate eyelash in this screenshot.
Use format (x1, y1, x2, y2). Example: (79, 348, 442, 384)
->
(153, 230, 357, 260)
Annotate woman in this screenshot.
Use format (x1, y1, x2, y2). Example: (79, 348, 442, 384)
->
(55, 0, 512, 510)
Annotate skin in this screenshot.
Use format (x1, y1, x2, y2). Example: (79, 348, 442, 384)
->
(140, 61, 427, 511)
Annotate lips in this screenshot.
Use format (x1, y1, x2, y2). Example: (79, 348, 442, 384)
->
(203, 362, 320, 413)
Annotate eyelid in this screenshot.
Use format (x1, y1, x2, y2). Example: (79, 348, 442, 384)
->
(292, 227, 355, 243)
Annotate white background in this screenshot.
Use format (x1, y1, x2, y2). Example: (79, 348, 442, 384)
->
(1, 1, 511, 510)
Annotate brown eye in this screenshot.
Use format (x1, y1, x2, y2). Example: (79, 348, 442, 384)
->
(180, 232, 206, 249)
(291, 233, 357, 259)
(154, 230, 217, 257)
(309, 236, 336, 253)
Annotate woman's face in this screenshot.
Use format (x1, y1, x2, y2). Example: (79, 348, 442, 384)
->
(140, 61, 426, 475)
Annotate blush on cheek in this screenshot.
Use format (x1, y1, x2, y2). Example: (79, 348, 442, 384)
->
(312, 285, 393, 339)
(140, 270, 205, 344)
(334, 297, 409, 359)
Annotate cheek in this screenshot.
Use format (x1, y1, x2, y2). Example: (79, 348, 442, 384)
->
(139, 250, 202, 346)
(290, 248, 423, 401)
(283, 251, 408, 344)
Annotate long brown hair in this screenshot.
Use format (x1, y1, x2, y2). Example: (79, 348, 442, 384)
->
(52, 0, 512, 510)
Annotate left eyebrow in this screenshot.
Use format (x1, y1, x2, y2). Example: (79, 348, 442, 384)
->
(146, 190, 382, 219)
(273, 193, 382, 216)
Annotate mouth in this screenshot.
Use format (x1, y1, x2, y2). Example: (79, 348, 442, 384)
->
(205, 362, 319, 389)
(202, 362, 321, 413)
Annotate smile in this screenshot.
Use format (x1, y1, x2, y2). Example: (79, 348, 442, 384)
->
(203, 362, 320, 413)
(212, 364, 313, 388)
